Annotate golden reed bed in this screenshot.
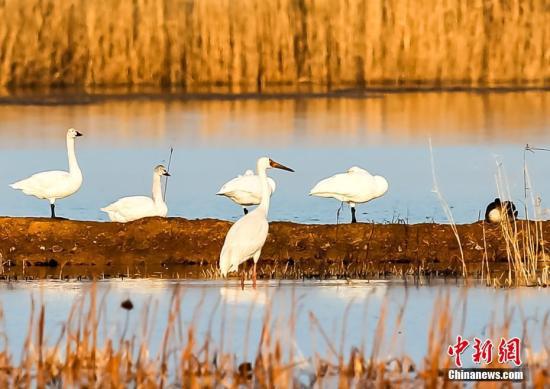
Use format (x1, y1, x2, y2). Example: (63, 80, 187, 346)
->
(0, 0, 547, 90)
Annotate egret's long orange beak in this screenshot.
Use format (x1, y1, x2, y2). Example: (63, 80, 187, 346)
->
(269, 159, 294, 172)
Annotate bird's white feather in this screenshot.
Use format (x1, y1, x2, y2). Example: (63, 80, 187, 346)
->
(219, 210, 269, 276)
(10, 130, 83, 205)
(219, 158, 282, 277)
(101, 166, 169, 223)
(310, 166, 388, 204)
(101, 196, 167, 223)
(217, 170, 276, 206)
(10, 171, 81, 200)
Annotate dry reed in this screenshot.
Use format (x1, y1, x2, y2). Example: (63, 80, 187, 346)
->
(0, 0, 548, 90)
(0, 284, 546, 387)
(492, 151, 549, 287)
(429, 138, 467, 277)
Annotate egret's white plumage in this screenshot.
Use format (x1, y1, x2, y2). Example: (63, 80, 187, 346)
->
(217, 169, 276, 209)
(310, 166, 388, 223)
(101, 165, 170, 223)
(10, 128, 83, 218)
(219, 157, 293, 287)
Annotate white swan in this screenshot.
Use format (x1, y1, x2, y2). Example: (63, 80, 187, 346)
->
(310, 166, 388, 223)
(216, 169, 276, 215)
(10, 128, 83, 218)
(101, 165, 170, 223)
(219, 157, 293, 288)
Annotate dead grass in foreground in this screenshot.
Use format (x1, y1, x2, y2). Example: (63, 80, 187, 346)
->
(0, 283, 547, 387)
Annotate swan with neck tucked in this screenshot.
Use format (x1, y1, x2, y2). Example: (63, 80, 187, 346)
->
(219, 157, 294, 288)
(10, 128, 83, 218)
(310, 166, 388, 223)
(101, 165, 170, 222)
(216, 169, 276, 215)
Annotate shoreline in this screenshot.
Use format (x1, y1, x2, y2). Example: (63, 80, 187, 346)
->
(0, 86, 548, 106)
(0, 216, 547, 281)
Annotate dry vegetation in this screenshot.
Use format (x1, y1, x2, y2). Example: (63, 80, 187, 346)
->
(0, 0, 548, 90)
(479, 149, 550, 287)
(429, 141, 550, 288)
(0, 284, 547, 387)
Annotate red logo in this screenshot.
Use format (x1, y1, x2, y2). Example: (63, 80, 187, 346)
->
(472, 338, 493, 364)
(447, 336, 522, 367)
(447, 336, 470, 367)
(497, 337, 521, 366)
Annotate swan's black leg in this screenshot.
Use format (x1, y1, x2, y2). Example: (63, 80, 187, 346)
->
(50, 204, 56, 218)
(243, 208, 248, 215)
(351, 206, 357, 223)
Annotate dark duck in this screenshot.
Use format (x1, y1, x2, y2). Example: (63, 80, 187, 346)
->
(485, 198, 518, 223)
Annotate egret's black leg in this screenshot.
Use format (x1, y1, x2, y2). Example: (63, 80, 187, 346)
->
(351, 206, 357, 223)
(50, 204, 56, 218)
(243, 208, 248, 215)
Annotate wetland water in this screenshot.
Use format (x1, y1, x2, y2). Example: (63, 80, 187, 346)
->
(0, 92, 549, 369)
(0, 279, 548, 365)
(0, 92, 548, 224)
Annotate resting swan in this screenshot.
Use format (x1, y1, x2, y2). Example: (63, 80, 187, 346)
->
(101, 165, 170, 222)
(310, 166, 388, 223)
(10, 128, 83, 218)
(216, 169, 276, 215)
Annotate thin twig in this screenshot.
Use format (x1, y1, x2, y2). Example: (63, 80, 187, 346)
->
(525, 144, 550, 153)
(428, 138, 466, 277)
(163, 146, 174, 201)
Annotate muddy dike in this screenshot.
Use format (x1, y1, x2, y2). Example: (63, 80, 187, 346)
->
(0, 217, 545, 280)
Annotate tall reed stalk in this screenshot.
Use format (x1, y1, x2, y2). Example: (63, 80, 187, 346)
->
(492, 155, 546, 286)
(428, 138, 467, 277)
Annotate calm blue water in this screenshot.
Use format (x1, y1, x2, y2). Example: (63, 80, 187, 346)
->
(0, 92, 548, 224)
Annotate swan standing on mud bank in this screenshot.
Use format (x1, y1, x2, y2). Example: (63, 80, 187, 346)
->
(217, 169, 276, 215)
(219, 157, 294, 288)
(101, 165, 170, 222)
(310, 166, 388, 223)
(10, 128, 83, 218)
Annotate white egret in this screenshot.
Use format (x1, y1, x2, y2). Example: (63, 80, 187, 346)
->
(101, 165, 170, 222)
(217, 169, 276, 214)
(485, 198, 518, 223)
(10, 128, 83, 218)
(219, 157, 294, 288)
(310, 166, 388, 223)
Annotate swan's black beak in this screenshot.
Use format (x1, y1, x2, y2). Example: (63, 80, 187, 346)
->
(269, 159, 294, 172)
(163, 172, 171, 177)
(75, 131, 83, 137)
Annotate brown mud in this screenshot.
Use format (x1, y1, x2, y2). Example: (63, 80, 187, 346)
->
(0, 217, 547, 280)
